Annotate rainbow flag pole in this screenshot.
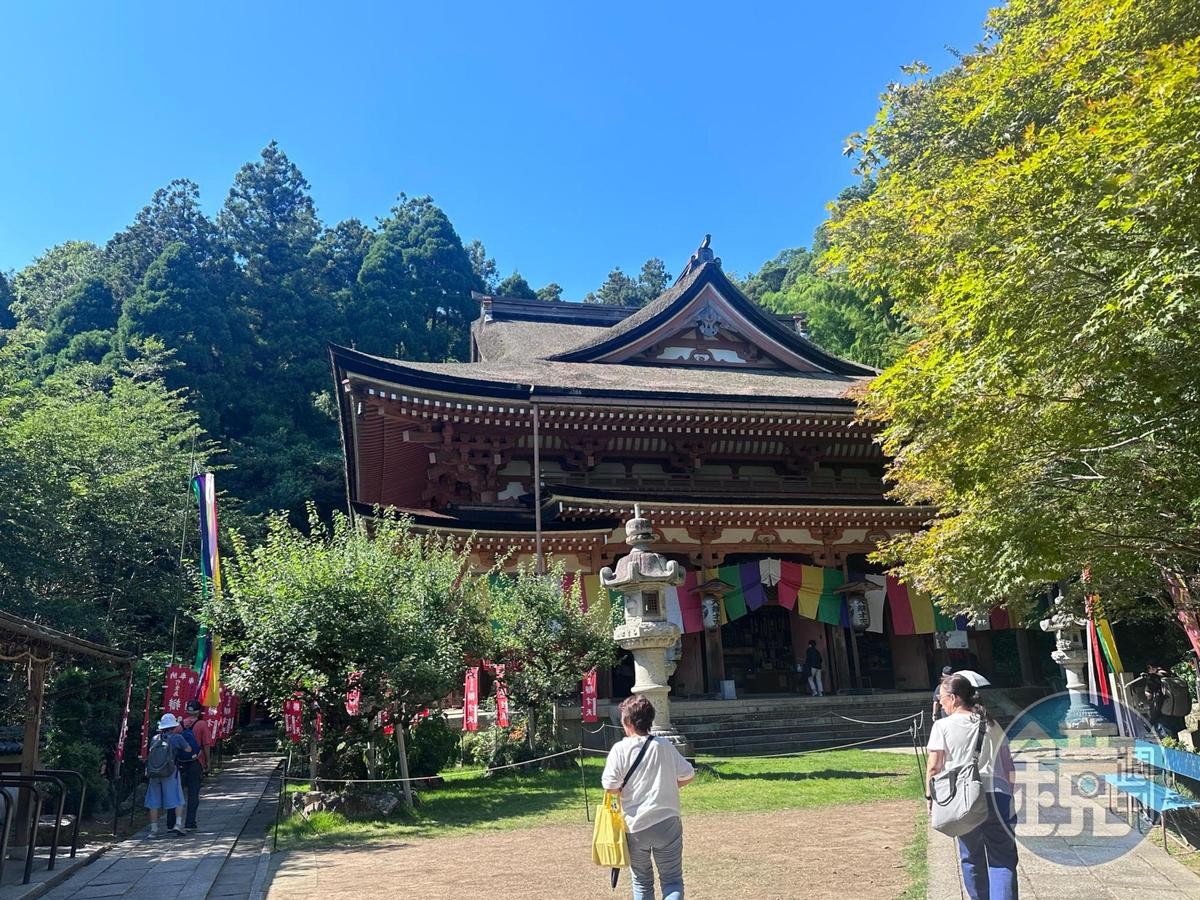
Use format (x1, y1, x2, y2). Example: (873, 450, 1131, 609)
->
(191, 473, 223, 707)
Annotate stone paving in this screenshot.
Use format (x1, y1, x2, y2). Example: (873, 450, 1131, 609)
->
(31, 755, 280, 900)
(928, 794, 1200, 898)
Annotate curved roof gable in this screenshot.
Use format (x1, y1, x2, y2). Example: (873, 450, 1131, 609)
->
(549, 258, 876, 377)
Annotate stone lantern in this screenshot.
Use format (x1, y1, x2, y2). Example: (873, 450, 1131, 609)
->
(1039, 594, 1117, 735)
(601, 505, 690, 752)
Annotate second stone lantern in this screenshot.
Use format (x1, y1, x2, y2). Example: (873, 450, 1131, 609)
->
(600, 505, 691, 754)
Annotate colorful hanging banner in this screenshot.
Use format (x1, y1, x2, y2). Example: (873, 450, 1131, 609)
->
(1096, 616, 1124, 673)
(740, 562, 766, 611)
(932, 601, 957, 633)
(191, 473, 223, 598)
(777, 561, 802, 611)
(886, 576, 916, 636)
(283, 698, 304, 743)
(909, 591, 936, 635)
(463, 667, 480, 732)
(796, 566, 824, 619)
(581, 669, 599, 723)
(494, 664, 510, 728)
(759, 558, 782, 587)
(716, 566, 747, 621)
(816, 568, 846, 626)
(194, 627, 222, 708)
(162, 664, 199, 715)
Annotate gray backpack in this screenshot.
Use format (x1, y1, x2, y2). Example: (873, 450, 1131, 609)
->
(929, 717, 990, 837)
(146, 735, 176, 779)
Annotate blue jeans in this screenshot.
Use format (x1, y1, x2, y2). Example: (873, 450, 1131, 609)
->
(628, 815, 684, 900)
(957, 792, 1018, 900)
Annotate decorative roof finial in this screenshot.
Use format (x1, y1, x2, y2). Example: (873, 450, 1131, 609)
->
(675, 234, 719, 283)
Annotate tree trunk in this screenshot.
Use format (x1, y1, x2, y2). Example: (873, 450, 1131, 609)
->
(394, 717, 414, 809)
(527, 706, 538, 751)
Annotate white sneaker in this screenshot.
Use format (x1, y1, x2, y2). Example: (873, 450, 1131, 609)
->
(169, 825, 186, 836)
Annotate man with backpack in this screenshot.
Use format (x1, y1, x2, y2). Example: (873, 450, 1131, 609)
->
(167, 700, 205, 832)
(145, 713, 188, 838)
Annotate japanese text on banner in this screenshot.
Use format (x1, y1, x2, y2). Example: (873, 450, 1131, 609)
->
(463, 667, 480, 732)
(582, 669, 598, 723)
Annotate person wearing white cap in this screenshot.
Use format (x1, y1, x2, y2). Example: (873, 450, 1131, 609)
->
(144, 713, 188, 838)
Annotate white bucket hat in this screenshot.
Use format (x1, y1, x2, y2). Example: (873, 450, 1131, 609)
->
(157, 713, 180, 730)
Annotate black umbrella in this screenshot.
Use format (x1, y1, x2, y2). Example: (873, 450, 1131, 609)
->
(611, 867, 620, 890)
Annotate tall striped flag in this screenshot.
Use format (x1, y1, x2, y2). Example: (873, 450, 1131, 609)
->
(191, 473, 223, 707)
(192, 473, 222, 599)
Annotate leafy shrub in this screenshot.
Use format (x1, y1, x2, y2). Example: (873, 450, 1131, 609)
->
(461, 719, 574, 775)
(45, 738, 108, 817)
(406, 714, 459, 777)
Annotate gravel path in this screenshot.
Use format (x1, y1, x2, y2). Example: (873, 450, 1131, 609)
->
(266, 799, 920, 900)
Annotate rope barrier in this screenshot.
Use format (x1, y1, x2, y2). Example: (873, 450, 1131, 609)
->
(580, 726, 915, 761)
(281, 746, 585, 785)
(837, 710, 924, 727)
(694, 727, 917, 761)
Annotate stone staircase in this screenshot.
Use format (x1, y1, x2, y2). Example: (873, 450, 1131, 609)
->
(671, 691, 931, 756)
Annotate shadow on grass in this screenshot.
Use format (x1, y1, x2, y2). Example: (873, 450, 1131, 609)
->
(700, 767, 903, 782)
(276, 765, 596, 847)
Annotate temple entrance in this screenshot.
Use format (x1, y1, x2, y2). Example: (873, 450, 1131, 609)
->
(855, 629, 895, 690)
(721, 605, 799, 694)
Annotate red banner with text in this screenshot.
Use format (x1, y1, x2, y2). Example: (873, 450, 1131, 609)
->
(494, 664, 510, 728)
(581, 669, 598, 723)
(283, 698, 304, 743)
(464, 667, 480, 732)
(162, 665, 199, 716)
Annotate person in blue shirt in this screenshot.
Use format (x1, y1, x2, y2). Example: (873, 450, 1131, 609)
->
(145, 714, 189, 838)
(167, 700, 205, 832)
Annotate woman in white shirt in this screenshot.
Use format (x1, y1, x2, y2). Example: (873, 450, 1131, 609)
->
(601, 695, 695, 900)
(926, 673, 1018, 899)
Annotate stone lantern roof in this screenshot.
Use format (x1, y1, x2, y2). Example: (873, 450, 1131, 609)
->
(600, 505, 684, 593)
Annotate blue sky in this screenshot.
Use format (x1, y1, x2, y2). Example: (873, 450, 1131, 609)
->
(1, 2, 995, 298)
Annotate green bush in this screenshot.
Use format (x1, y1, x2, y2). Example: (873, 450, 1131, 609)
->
(461, 718, 575, 775)
(45, 738, 109, 817)
(405, 714, 459, 778)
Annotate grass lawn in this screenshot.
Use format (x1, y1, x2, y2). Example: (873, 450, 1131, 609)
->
(276, 748, 925, 848)
(897, 809, 929, 899)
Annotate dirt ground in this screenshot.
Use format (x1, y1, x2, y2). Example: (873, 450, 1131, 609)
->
(265, 799, 920, 900)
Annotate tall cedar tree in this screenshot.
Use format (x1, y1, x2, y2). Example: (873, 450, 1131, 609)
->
(217, 143, 343, 518)
(105, 179, 222, 303)
(41, 275, 120, 368)
(116, 242, 252, 437)
(10, 241, 105, 328)
(355, 194, 482, 361)
(494, 271, 537, 299)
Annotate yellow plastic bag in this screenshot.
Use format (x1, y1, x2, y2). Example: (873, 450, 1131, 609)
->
(591, 790, 630, 868)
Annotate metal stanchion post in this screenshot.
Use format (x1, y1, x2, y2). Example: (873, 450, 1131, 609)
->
(273, 758, 287, 852)
(578, 744, 590, 822)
